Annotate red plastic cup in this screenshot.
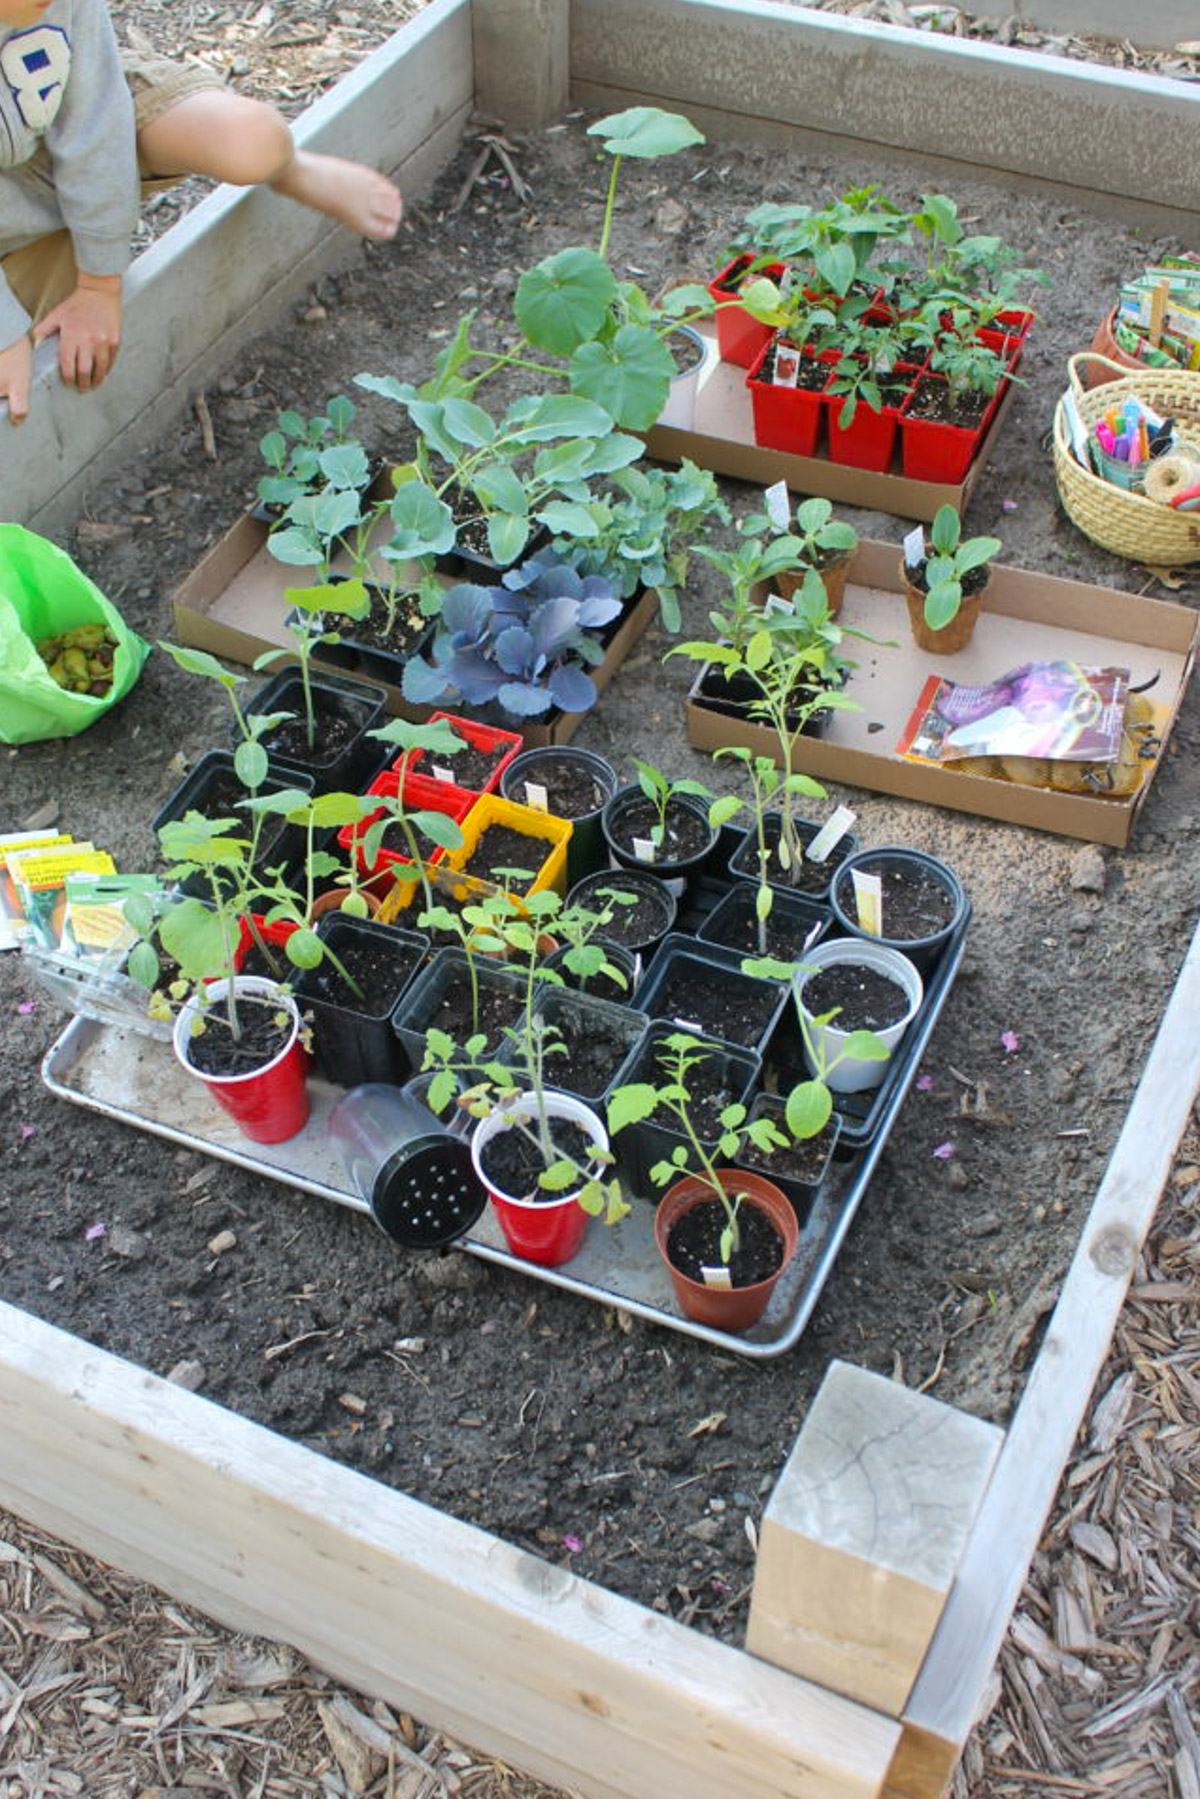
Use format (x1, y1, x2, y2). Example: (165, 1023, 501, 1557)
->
(174, 977, 310, 1143)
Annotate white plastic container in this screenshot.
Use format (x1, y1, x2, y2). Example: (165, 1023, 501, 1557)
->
(792, 938, 923, 1094)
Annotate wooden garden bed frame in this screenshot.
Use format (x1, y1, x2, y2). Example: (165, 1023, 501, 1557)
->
(6, 4, 1200, 1792)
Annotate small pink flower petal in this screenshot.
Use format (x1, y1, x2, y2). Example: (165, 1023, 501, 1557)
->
(19, 1123, 35, 1141)
(1001, 1029, 1020, 1054)
(562, 1533, 583, 1554)
(932, 1141, 955, 1160)
(1002, 498, 1019, 513)
(84, 1221, 106, 1242)
(16, 999, 35, 1015)
(916, 1073, 935, 1091)
(711, 1578, 730, 1595)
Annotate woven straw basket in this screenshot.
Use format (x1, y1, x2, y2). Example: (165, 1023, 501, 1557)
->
(1053, 352, 1200, 564)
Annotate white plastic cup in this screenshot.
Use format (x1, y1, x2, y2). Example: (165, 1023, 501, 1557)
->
(792, 938, 923, 1093)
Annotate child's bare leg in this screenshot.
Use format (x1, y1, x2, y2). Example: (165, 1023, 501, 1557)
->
(136, 90, 402, 240)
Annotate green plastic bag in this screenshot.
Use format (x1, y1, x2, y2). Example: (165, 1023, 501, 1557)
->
(0, 524, 150, 745)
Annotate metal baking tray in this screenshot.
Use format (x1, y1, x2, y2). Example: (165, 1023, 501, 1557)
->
(40, 922, 965, 1358)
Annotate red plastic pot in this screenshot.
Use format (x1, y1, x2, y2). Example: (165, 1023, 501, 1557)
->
(745, 336, 838, 457)
(173, 977, 310, 1144)
(470, 1091, 606, 1267)
(826, 363, 922, 473)
(405, 712, 523, 799)
(233, 914, 297, 974)
(708, 254, 785, 368)
(899, 375, 988, 483)
(338, 769, 474, 877)
(654, 1170, 798, 1333)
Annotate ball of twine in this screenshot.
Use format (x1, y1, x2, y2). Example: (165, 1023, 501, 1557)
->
(1143, 453, 1200, 506)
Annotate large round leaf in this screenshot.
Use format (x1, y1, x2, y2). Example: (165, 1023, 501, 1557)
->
(586, 107, 705, 159)
(569, 325, 674, 430)
(388, 482, 456, 558)
(515, 249, 616, 355)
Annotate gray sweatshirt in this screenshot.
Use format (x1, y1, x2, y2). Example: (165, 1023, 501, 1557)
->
(0, 0, 137, 344)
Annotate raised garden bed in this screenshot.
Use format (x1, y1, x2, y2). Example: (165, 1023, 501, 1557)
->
(6, 13, 1200, 1799)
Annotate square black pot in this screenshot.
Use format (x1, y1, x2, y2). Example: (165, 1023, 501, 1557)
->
(294, 913, 429, 1086)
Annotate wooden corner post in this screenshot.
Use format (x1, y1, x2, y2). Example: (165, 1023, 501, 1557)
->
(746, 1361, 1003, 1718)
(472, 0, 569, 128)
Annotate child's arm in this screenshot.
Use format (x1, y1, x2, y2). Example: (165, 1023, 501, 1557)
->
(33, 268, 121, 392)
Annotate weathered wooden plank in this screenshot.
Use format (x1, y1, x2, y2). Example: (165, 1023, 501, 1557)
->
(570, 0, 1200, 229)
(885, 911, 1200, 1799)
(0, 1299, 900, 1799)
(13, 0, 474, 532)
(473, 0, 569, 125)
(748, 1363, 1003, 1716)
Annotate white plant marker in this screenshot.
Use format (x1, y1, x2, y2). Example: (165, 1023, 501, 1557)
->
(851, 868, 884, 936)
(806, 806, 856, 864)
(524, 782, 549, 813)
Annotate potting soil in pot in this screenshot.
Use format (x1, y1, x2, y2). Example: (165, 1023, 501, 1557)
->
(460, 824, 548, 892)
(519, 756, 608, 819)
(536, 1007, 636, 1097)
(757, 341, 829, 392)
(610, 797, 709, 861)
(424, 974, 525, 1049)
(184, 1000, 292, 1078)
(297, 934, 422, 1011)
(706, 892, 823, 960)
(853, 864, 958, 940)
(666, 1195, 785, 1288)
(263, 696, 363, 767)
(737, 816, 852, 895)
(802, 962, 912, 1031)
(579, 882, 670, 948)
(436, 739, 507, 790)
(652, 964, 779, 1047)
(344, 596, 428, 659)
(738, 1120, 839, 1188)
(905, 376, 990, 430)
(478, 1115, 598, 1200)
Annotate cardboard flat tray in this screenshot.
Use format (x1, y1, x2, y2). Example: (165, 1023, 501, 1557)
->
(170, 513, 657, 750)
(686, 540, 1199, 847)
(38, 954, 961, 1358)
(645, 322, 1014, 521)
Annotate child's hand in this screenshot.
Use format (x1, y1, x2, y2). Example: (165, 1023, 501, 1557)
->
(0, 332, 32, 425)
(33, 272, 122, 392)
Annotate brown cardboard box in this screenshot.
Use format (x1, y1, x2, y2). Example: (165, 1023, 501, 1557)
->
(645, 323, 1012, 521)
(170, 512, 657, 749)
(685, 540, 1198, 846)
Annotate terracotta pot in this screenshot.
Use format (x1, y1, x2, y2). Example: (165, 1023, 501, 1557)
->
(901, 559, 990, 655)
(654, 1170, 798, 1333)
(1084, 308, 1149, 389)
(774, 552, 853, 618)
(309, 884, 382, 922)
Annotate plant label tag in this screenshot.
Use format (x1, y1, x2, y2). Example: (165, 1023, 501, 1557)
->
(632, 837, 657, 864)
(673, 1016, 704, 1034)
(851, 868, 884, 936)
(432, 765, 455, 785)
(903, 524, 926, 571)
(772, 342, 800, 387)
(764, 592, 792, 617)
(700, 1264, 733, 1290)
(632, 953, 643, 985)
(806, 805, 856, 863)
(523, 781, 549, 813)
(763, 479, 791, 531)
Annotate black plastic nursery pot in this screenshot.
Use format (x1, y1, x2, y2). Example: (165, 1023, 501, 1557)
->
(152, 750, 314, 899)
(829, 846, 968, 975)
(327, 583, 435, 688)
(686, 660, 842, 740)
(612, 1020, 762, 1203)
(391, 946, 528, 1074)
(696, 879, 829, 963)
(732, 1091, 842, 1224)
(632, 932, 792, 1055)
(600, 786, 719, 892)
(566, 867, 678, 960)
(294, 913, 429, 1087)
(502, 985, 648, 1107)
(542, 940, 641, 1006)
(501, 746, 619, 888)
(245, 669, 390, 794)
(729, 811, 860, 903)
(434, 514, 551, 582)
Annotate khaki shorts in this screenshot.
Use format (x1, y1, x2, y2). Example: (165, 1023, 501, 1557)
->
(2, 50, 225, 327)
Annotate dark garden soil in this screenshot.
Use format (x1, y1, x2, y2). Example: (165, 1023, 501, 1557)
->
(650, 962, 781, 1048)
(739, 1106, 839, 1189)
(907, 554, 991, 600)
(732, 813, 851, 894)
(261, 696, 363, 768)
(478, 1117, 598, 1202)
(561, 955, 634, 1005)
(666, 1195, 784, 1288)
(575, 877, 673, 950)
(536, 1004, 639, 1101)
(459, 823, 547, 891)
(345, 594, 429, 660)
(704, 889, 823, 960)
(7, 108, 1200, 1656)
(418, 970, 524, 1051)
(437, 741, 509, 791)
(802, 961, 913, 1031)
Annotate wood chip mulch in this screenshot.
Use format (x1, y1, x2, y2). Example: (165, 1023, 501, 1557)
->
(3, 1108, 1197, 1799)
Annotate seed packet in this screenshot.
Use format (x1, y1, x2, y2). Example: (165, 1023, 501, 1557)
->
(897, 662, 1129, 765)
